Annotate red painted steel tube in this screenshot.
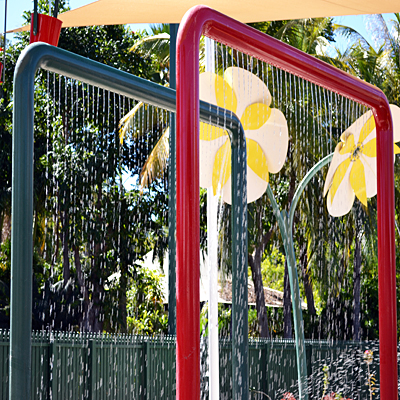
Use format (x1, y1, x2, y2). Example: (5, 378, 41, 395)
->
(176, 5, 397, 400)
(176, 13, 201, 399)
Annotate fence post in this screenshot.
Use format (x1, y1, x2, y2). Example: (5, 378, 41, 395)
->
(0, 330, 9, 400)
(88, 339, 95, 400)
(306, 341, 312, 398)
(144, 340, 150, 400)
(49, 335, 57, 400)
(265, 340, 270, 399)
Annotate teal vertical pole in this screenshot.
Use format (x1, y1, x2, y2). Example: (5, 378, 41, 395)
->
(231, 127, 248, 400)
(168, 23, 179, 336)
(10, 48, 35, 400)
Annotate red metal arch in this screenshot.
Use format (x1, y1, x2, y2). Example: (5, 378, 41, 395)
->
(176, 5, 397, 400)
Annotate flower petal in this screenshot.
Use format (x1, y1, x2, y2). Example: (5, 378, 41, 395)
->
(199, 71, 218, 105)
(323, 143, 350, 197)
(200, 122, 227, 141)
(246, 138, 269, 182)
(358, 142, 400, 200)
(327, 162, 355, 217)
(212, 140, 231, 196)
(349, 159, 367, 207)
(363, 130, 400, 157)
(344, 109, 374, 145)
(330, 158, 351, 204)
(360, 105, 400, 145)
(220, 167, 268, 205)
(358, 115, 375, 145)
(224, 67, 271, 118)
(339, 133, 355, 155)
(362, 138, 376, 158)
(246, 108, 288, 173)
(215, 74, 237, 113)
(390, 104, 400, 143)
(209, 138, 270, 203)
(360, 154, 377, 198)
(247, 167, 269, 203)
(241, 103, 272, 130)
(199, 122, 228, 189)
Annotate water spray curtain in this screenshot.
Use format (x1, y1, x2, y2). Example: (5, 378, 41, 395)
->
(202, 40, 380, 307)
(33, 70, 170, 334)
(196, 40, 390, 399)
(28, 42, 394, 398)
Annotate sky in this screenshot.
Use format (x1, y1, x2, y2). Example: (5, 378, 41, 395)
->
(1, 0, 397, 49)
(2, 0, 150, 40)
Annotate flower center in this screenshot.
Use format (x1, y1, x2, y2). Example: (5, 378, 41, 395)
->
(350, 143, 363, 161)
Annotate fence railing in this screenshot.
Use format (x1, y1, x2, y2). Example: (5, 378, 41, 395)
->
(0, 330, 385, 399)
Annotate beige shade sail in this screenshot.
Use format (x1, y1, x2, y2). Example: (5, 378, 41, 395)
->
(8, 0, 400, 32)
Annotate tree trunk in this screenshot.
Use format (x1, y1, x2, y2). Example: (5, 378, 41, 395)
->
(248, 253, 270, 338)
(1, 211, 11, 243)
(61, 111, 70, 286)
(85, 186, 105, 333)
(283, 260, 293, 338)
(61, 209, 70, 286)
(74, 244, 90, 331)
(353, 235, 361, 341)
(87, 281, 104, 332)
(51, 203, 60, 271)
(298, 240, 316, 315)
(119, 264, 128, 333)
(248, 205, 277, 338)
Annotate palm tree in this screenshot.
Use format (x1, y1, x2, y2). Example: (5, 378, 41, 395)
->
(316, 15, 400, 340)
(130, 24, 171, 84)
(326, 15, 400, 102)
(121, 19, 339, 339)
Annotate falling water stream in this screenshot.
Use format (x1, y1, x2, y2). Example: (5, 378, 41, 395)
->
(14, 39, 384, 399)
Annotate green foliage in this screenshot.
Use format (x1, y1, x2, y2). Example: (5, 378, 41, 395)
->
(3, 1, 400, 340)
(260, 247, 285, 291)
(126, 267, 167, 335)
(0, 1, 171, 334)
(0, 239, 10, 327)
(218, 305, 232, 337)
(248, 308, 259, 337)
(129, 24, 171, 85)
(203, 303, 286, 338)
(200, 302, 209, 336)
(249, 18, 336, 54)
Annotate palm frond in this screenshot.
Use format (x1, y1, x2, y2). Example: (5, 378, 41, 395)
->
(149, 23, 170, 35)
(139, 127, 169, 189)
(119, 102, 145, 143)
(333, 24, 372, 49)
(130, 33, 171, 66)
(274, 19, 301, 41)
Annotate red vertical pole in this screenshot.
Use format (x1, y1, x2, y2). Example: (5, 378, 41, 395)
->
(176, 14, 202, 400)
(375, 106, 397, 400)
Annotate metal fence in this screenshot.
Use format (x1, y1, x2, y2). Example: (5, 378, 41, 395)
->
(0, 330, 385, 399)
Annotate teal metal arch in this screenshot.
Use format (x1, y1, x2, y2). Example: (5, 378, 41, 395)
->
(11, 42, 246, 399)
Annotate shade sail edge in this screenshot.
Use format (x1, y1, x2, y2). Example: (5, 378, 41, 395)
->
(7, 0, 400, 33)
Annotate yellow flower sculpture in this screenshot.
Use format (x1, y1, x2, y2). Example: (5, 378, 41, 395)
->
(199, 67, 289, 204)
(323, 104, 400, 217)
